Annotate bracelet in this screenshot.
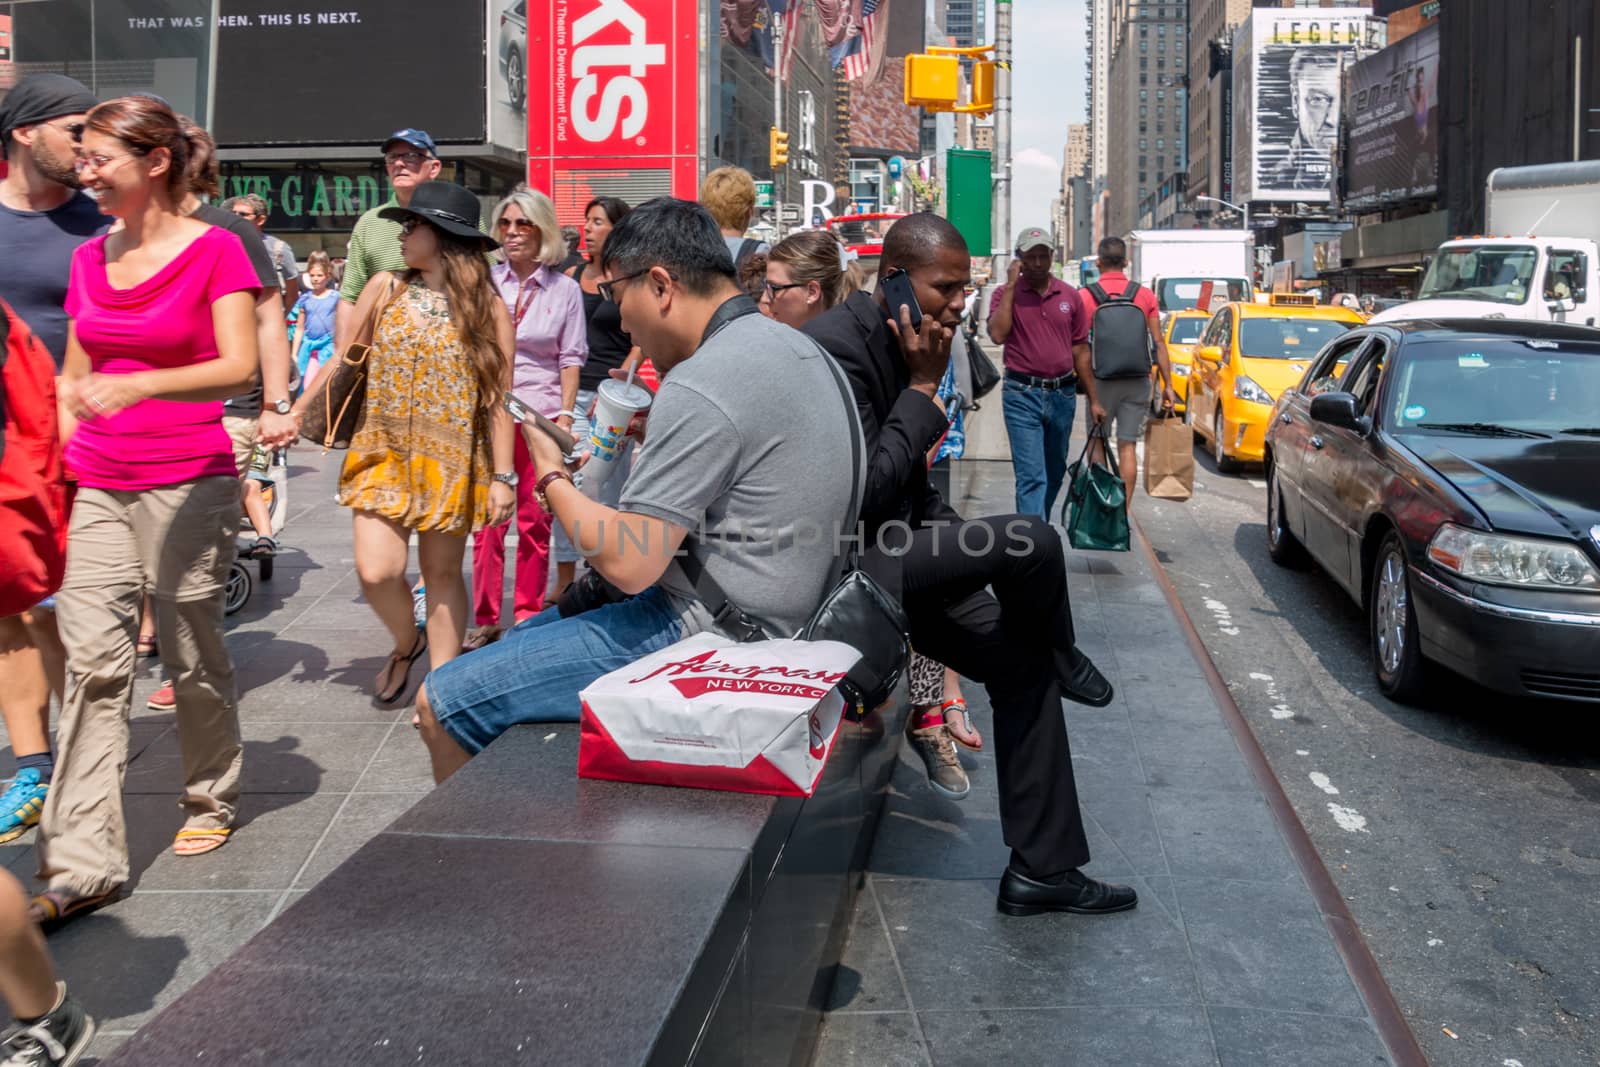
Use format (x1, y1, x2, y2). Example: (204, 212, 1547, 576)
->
(534, 469, 574, 511)
(555, 409, 579, 420)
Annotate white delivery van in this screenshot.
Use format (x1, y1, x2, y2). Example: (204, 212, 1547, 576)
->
(1127, 230, 1254, 313)
(1371, 160, 1600, 327)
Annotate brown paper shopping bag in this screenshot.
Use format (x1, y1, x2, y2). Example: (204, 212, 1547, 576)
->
(1143, 412, 1195, 501)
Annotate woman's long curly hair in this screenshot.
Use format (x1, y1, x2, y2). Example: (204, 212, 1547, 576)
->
(376, 226, 507, 409)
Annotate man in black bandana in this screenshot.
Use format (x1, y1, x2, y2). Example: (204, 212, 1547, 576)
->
(0, 74, 112, 851)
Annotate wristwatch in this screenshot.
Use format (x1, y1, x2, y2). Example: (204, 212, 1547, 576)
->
(270, 398, 292, 415)
(492, 471, 519, 488)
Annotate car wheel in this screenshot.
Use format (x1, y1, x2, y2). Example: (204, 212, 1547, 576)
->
(1213, 412, 1240, 473)
(1369, 531, 1428, 702)
(1265, 461, 1308, 568)
(508, 50, 525, 111)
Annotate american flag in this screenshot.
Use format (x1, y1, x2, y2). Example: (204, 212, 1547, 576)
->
(775, 0, 804, 82)
(840, 0, 883, 82)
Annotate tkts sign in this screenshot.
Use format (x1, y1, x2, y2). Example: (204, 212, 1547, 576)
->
(531, 0, 698, 159)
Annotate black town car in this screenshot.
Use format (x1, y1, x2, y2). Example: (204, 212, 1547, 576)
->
(1263, 319, 1600, 704)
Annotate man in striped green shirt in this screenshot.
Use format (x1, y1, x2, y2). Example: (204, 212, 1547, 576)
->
(334, 128, 442, 350)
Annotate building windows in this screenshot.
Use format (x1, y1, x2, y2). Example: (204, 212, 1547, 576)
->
(1140, 105, 1148, 118)
(1156, 138, 1164, 149)
(1140, 138, 1148, 150)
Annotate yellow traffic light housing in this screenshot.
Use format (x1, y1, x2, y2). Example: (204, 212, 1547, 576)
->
(769, 126, 790, 169)
(903, 45, 998, 114)
(904, 53, 960, 108)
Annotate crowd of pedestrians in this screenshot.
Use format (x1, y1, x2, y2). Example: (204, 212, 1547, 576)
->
(0, 72, 1140, 1067)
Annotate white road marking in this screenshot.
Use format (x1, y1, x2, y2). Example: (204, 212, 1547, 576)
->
(1203, 597, 1240, 636)
(1427, 938, 1444, 947)
(1249, 671, 1273, 681)
(1328, 803, 1370, 832)
(1270, 704, 1295, 720)
(1309, 772, 1340, 795)
(1246, 478, 1266, 489)
(1296, 749, 1310, 756)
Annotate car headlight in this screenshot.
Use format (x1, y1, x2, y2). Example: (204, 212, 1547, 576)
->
(1233, 375, 1273, 404)
(1427, 523, 1600, 591)
(1171, 364, 1190, 377)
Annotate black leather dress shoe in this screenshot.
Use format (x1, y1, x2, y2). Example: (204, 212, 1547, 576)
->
(1058, 647, 1114, 707)
(996, 867, 1138, 916)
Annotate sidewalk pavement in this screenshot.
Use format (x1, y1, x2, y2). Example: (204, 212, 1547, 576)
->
(815, 415, 1399, 1065)
(0, 395, 1398, 1064)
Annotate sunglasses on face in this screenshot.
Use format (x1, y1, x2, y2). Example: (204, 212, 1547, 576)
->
(385, 150, 430, 167)
(45, 120, 86, 140)
(399, 218, 427, 235)
(72, 152, 137, 175)
(497, 217, 537, 233)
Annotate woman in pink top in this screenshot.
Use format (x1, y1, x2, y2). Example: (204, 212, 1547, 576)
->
(464, 187, 586, 648)
(31, 97, 261, 926)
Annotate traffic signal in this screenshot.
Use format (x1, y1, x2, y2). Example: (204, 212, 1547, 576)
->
(904, 53, 960, 108)
(769, 127, 790, 169)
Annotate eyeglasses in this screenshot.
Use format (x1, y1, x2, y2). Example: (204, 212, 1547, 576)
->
(231, 208, 258, 220)
(44, 119, 86, 140)
(496, 217, 537, 232)
(597, 268, 653, 304)
(762, 280, 807, 300)
(399, 217, 426, 235)
(385, 150, 430, 167)
(72, 152, 137, 176)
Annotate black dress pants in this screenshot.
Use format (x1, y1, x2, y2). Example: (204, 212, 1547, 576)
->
(888, 514, 1091, 878)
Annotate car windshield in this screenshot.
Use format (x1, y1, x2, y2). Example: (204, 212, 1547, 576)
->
(1167, 317, 1206, 344)
(1417, 246, 1536, 306)
(1156, 277, 1250, 312)
(1387, 338, 1600, 433)
(1237, 318, 1353, 359)
(828, 217, 898, 245)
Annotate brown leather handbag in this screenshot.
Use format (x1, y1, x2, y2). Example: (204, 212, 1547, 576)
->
(298, 280, 392, 450)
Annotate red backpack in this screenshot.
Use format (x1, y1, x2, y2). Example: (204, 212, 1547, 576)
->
(0, 298, 68, 616)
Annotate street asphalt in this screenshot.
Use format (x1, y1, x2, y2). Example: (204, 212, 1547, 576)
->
(1136, 443, 1600, 1067)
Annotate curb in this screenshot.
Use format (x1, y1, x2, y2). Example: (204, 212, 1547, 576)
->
(1130, 518, 1429, 1067)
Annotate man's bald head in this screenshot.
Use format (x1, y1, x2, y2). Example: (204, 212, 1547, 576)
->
(880, 212, 969, 278)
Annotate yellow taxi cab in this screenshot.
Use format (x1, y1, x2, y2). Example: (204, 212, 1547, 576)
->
(1186, 295, 1365, 472)
(1158, 310, 1211, 414)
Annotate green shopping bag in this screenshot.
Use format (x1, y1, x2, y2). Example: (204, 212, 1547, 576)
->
(1062, 422, 1131, 552)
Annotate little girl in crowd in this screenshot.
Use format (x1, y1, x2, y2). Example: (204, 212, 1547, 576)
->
(291, 249, 338, 387)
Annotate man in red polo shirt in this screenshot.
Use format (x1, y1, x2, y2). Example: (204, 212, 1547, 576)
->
(1079, 236, 1178, 508)
(988, 227, 1103, 519)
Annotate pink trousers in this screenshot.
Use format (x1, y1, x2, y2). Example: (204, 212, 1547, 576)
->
(471, 434, 554, 626)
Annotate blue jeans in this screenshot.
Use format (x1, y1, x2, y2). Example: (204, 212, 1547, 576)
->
(1002, 377, 1079, 521)
(423, 586, 684, 754)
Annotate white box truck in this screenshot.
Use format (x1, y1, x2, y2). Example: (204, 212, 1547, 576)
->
(1371, 160, 1600, 327)
(1127, 230, 1255, 313)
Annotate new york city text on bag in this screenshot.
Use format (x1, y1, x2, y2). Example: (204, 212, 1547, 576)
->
(1086, 281, 1154, 380)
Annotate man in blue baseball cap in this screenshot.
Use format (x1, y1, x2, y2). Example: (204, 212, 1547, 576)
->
(334, 128, 442, 349)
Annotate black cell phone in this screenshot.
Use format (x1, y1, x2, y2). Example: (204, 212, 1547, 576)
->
(503, 394, 578, 455)
(880, 267, 923, 330)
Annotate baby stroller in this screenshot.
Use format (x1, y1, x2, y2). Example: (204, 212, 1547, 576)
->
(224, 445, 289, 615)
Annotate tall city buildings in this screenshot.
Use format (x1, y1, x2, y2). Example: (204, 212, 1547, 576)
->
(1186, 0, 1253, 213)
(1104, 0, 1188, 237)
(1088, 0, 1112, 185)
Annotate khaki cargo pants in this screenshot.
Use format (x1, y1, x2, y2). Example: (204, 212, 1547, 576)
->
(37, 476, 242, 897)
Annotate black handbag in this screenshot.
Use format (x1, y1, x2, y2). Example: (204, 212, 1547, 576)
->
(676, 340, 911, 714)
(966, 328, 1001, 399)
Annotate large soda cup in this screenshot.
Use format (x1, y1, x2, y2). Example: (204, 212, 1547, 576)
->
(580, 379, 653, 498)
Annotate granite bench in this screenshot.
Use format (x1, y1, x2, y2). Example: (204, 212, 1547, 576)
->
(102, 699, 908, 1066)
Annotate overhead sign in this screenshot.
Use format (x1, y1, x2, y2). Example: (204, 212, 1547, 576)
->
(213, 0, 486, 146)
(1343, 23, 1438, 211)
(1233, 8, 1386, 204)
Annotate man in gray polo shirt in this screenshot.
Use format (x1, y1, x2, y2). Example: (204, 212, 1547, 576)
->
(414, 198, 859, 782)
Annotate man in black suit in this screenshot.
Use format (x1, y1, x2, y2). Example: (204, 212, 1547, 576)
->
(804, 213, 1135, 916)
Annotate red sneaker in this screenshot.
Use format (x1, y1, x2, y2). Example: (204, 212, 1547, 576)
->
(147, 682, 176, 711)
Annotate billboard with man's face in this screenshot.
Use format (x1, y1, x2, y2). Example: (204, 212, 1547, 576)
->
(1234, 9, 1385, 204)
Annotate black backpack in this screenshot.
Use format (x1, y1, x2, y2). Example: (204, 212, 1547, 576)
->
(1086, 281, 1154, 380)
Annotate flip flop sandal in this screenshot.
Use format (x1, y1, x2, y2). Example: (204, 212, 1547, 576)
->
(461, 626, 501, 652)
(173, 827, 232, 857)
(941, 699, 983, 751)
(29, 886, 125, 929)
(376, 632, 429, 705)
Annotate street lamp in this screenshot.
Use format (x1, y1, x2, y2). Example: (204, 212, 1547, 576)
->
(1195, 195, 1249, 233)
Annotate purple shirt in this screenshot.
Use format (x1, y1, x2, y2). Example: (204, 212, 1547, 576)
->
(989, 276, 1088, 377)
(493, 262, 587, 416)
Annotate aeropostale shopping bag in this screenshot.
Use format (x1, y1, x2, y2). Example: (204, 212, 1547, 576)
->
(1143, 412, 1195, 501)
(578, 633, 863, 797)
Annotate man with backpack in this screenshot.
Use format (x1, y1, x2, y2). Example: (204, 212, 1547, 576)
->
(987, 226, 1103, 519)
(1079, 237, 1179, 509)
